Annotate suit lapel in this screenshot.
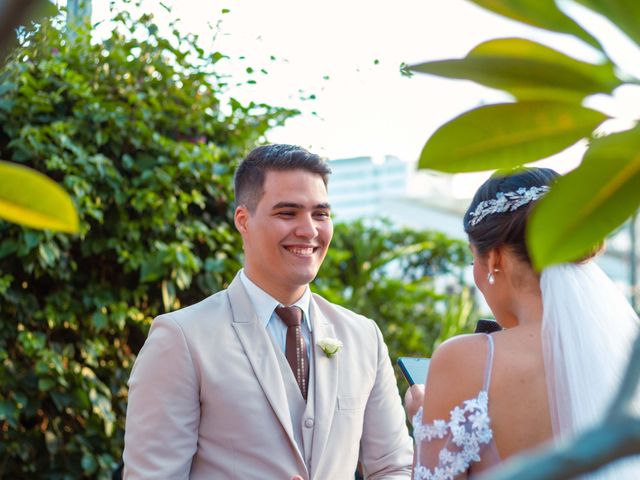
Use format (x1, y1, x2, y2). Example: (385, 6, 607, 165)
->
(227, 276, 302, 462)
(309, 299, 339, 475)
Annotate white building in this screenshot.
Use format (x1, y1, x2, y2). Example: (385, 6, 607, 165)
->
(328, 155, 409, 220)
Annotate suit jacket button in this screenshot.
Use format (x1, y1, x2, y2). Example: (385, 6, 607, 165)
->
(304, 418, 314, 428)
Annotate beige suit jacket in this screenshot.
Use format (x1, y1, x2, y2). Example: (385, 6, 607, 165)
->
(123, 274, 412, 479)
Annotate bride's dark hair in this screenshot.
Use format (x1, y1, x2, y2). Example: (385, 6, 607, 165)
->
(463, 167, 559, 266)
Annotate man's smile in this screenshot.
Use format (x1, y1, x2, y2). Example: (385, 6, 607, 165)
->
(283, 245, 319, 256)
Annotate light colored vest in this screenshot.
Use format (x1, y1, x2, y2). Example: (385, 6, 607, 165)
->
(269, 333, 316, 467)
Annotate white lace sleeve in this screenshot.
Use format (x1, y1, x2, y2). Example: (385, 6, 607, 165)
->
(412, 391, 493, 480)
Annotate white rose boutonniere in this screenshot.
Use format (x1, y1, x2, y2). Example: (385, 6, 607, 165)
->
(317, 337, 343, 358)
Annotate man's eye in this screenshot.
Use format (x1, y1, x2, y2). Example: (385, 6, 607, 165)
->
(277, 211, 295, 217)
(314, 211, 331, 218)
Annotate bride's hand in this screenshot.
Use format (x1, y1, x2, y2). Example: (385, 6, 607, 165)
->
(404, 384, 425, 420)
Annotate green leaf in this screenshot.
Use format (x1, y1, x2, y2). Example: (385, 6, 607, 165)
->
(410, 38, 620, 101)
(0, 99, 15, 111)
(161, 279, 176, 312)
(140, 255, 164, 283)
(38, 378, 56, 392)
(91, 311, 108, 331)
(418, 101, 607, 172)
(0, 161, 79, 233)
(81, 453, 97, 474)
(13, 393, 27, 409)
(0, 400, 16, 420)
(469, 0, 603, 51)
(38, 242, 60, 267)
(0, 240, 18, 259)
(44, 430, 60, 455)
(528, 125, 640, 269)
(0, 82, 16, 95)
(575, 0, 640, 49)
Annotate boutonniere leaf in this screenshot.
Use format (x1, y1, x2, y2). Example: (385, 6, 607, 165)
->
(317, 337, 343, 358)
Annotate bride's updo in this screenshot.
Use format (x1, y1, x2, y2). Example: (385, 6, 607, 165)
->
(463, 168, 559, 267)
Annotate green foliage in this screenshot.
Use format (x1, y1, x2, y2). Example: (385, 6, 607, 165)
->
(0, 4, 296, 477)
(411, 38, 620, 102)
(0, 2, 78, 235)
(574, 0, 640, 48)
(314, 220, 478, 363)
(468, 0, 603, 51)
(419, 101, 607, 173)
(529, 125, 640, 265)
(0, 0, 57, 58)
(0, 160, 79, 233)
(412, 0, 640, 270)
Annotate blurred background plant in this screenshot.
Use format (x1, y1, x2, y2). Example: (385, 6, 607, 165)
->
(315, 220, 476, 364)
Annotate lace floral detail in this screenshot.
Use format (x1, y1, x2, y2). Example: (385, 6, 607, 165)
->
(412, 391, 493, 480)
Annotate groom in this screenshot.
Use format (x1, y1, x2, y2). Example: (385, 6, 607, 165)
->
(123, 144, 413, 479)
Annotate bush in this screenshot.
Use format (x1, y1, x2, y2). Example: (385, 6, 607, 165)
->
(314, 220, 477, 362)
(0, 5, 295, 477)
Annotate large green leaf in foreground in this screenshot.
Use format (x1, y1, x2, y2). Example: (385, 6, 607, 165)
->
(469, 0, 603, 52)
(528, 125, 640, 269)
(419, 101, 607, 172)
(0, 160, 79, 233)
(575, 0, 640, 50)
(411, 38, 620, 101)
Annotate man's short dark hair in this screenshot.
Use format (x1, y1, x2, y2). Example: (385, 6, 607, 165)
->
(234, 144, 332, 212)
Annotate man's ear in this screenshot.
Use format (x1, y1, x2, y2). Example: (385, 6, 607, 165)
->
(234, 205, 250, 234)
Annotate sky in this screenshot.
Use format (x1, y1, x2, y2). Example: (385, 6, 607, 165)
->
(88, 0, 640, 198)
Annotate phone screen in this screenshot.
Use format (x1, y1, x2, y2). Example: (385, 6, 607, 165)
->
(397, 357, 431, 385)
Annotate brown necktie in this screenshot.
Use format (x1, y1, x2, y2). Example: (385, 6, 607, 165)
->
(275, 306, 308, 400)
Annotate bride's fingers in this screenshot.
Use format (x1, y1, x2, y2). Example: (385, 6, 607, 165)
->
(404, 384, 425, 418)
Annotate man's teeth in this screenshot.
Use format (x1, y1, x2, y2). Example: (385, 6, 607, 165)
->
(287, 247, 314, 255)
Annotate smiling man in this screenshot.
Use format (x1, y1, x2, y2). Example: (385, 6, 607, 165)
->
(123, 144, 413, 480)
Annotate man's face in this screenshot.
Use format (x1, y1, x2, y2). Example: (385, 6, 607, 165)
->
(235, 169, 333, 302)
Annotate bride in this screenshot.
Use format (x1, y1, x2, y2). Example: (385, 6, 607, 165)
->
(404, 167, 640, 479)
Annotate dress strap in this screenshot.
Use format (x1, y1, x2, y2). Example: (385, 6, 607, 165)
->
(482, 334, 495, 392)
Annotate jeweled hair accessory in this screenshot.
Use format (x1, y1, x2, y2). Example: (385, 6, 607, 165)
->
(468, 185, 550, 227)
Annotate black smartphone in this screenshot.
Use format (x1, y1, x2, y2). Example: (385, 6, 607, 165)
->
(397, 357, 431, 386)
(475, 319, 502, 334)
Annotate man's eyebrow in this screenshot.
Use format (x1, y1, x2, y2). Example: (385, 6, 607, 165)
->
(272, 202, 303, 210)
(271, 202, 332, 210)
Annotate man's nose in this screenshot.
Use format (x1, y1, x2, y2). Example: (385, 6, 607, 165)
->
(295, 214, 318, 239)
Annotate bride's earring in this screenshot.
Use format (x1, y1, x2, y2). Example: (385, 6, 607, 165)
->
(487, 268, 499, 285)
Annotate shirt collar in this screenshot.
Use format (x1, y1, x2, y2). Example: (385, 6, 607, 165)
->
(239, 269, 312, 331)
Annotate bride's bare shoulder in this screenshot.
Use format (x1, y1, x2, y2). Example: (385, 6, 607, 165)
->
(421, 334, 493, 422)
(432, 333, 492, 371)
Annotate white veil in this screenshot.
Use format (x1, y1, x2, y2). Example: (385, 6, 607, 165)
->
(541, 261, 640, 477)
